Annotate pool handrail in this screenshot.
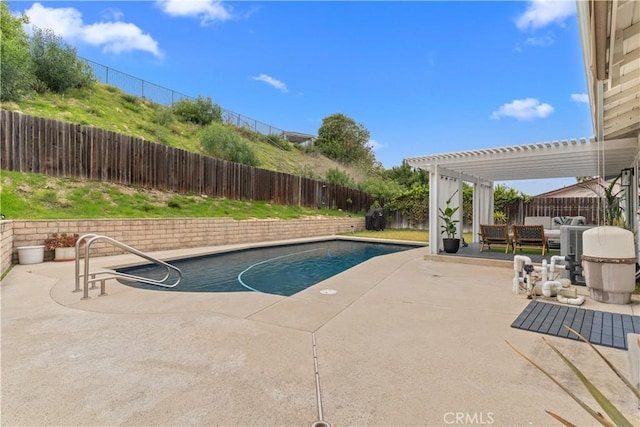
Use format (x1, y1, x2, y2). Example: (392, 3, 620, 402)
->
(74, 233, 182, 300)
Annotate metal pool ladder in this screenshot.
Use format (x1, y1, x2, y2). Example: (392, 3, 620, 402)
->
(74, 233, 182, 300)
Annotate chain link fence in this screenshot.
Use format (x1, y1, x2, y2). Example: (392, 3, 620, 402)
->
(83, 58, 286, 137)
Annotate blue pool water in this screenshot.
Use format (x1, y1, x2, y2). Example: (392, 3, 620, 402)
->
(117, 239, 417, 296)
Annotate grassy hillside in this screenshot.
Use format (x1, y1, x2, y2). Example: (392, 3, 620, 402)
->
(0, 83, 366, 181)
(0, 84, 372, 219)
(0, 83, 374, 220)
(0, 170, 354, 220)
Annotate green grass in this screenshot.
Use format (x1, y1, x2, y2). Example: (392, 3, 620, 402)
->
(347, 230, 476, 243)
(0, 170, 355, 220)
(348, 229, 428, 242)
(484, 246, 561, 256)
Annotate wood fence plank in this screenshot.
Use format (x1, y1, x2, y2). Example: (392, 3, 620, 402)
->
(1, 112, 373, 214)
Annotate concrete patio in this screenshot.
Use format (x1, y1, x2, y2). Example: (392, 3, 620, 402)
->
(1, 239, 639, 426)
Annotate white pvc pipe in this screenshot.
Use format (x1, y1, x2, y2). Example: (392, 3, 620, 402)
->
(557, 294, 586, 306)
(513, 255, 533, 294)
(549, 255, 565, 280)
(514, 255, 532, 270)
(511, 254, 585, 305)
(542, 281, 563, 297)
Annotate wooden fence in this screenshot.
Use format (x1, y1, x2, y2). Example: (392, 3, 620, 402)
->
(504, 197, 602, 225)
(0, 110, 375, 213)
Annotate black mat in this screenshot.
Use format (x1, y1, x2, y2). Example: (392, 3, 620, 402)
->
(511, 300, 640, 350)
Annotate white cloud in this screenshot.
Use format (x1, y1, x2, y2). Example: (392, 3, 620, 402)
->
(23, 3, 162, 57)
(82, 22, 162, 56)
(571, 93, 589, 103)
(515, 0, 576, 31)
(23, 3, 83, 39)
(101, 8, 124, 21)
(156, 0, 232, 25)
(524, 33, 555, 47)
(490, 98, 554, 121)
(252, 74, 287, 93)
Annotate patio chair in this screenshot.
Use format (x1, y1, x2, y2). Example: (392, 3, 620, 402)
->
(512, 224, 547, 256)
(479, 224, 512, 253)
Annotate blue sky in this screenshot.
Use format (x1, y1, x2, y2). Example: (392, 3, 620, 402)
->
(11, 0, 593, 195)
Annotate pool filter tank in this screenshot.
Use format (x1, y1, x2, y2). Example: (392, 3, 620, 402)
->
(581, 226, 636, 305)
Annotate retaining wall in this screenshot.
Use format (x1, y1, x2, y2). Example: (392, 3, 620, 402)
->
(1, 217, 364, 275)
(1, 221, 13, 276)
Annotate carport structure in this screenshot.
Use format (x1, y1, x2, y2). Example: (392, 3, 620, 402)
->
(405, 0, 640, 254)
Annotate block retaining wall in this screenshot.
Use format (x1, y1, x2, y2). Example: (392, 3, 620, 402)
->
(1, 217, 364, 275)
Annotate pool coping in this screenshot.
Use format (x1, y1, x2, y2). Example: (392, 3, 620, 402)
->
(50, 237, 428, 325)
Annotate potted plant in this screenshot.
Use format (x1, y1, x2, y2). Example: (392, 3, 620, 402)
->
(439, 190, 460, 253)
(44, 233, 81, 262)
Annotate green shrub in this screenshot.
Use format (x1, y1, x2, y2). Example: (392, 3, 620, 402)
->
(172, 96, 222, 126)
(358, 176, 404, 200)
(167, 198, 181, 209)
(201, 123, 260, 167)
(29, 27, 94, 93)
(493, 211, 507, 223)
(232, 126, 261, 142)
(325, 168, 355, 188)
(299, 144, 322, 157)
(151, 106, 174, 126)
(266, 134, 292, 151)
(0, 4, 33, 101)
(121, 93, 138, 104)
(293, 164, 321, 180)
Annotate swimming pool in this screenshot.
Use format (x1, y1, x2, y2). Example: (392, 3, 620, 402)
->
(117, 239, 418, 296)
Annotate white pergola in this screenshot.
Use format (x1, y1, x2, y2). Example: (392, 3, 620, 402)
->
(405, 0, 640, 254)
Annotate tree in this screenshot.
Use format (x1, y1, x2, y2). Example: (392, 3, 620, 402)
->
(494, 184, 526, 212)
(30, 27, 93, 93)
(384, 161, 429, 190)
(0, 3, 33, 101)
(358, 176, 403, 201)
(315, 113, 374, 166)
(324, 168, 355, 188)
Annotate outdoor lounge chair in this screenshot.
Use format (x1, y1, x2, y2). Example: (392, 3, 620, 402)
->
(512, 224, 547, 256)
(479, 224, 512, 253)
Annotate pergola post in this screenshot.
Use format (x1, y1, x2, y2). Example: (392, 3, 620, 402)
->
(429, 166, 462, 254)
(428, 167, 440, 254)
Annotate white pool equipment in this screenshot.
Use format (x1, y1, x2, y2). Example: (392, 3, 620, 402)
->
(582, 226, 636, 304)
